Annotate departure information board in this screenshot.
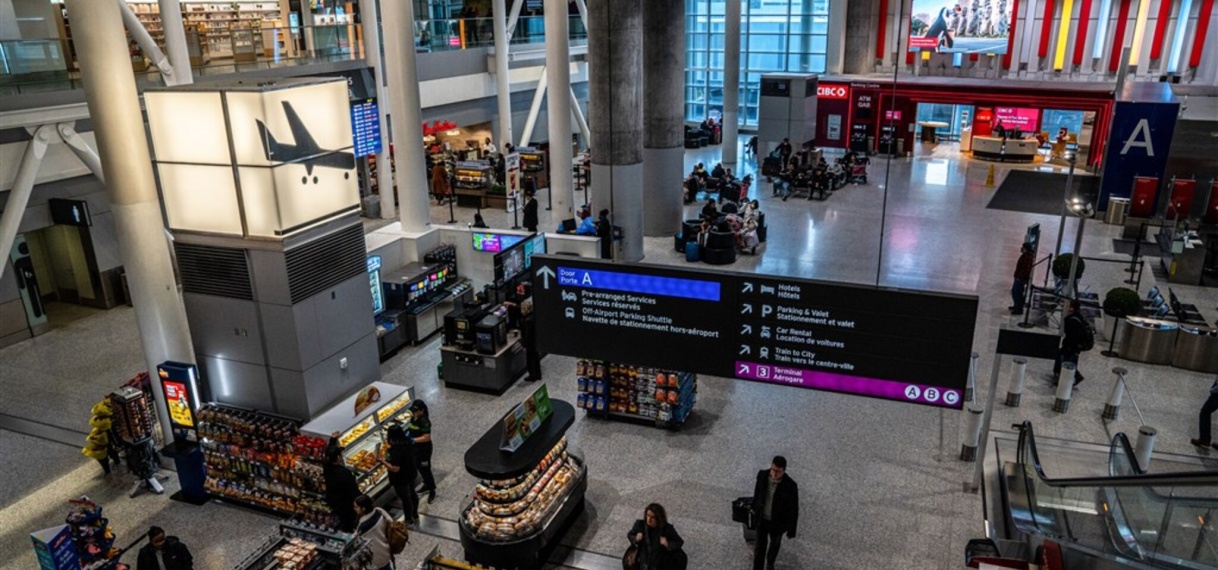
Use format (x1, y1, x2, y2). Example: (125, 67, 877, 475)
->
(532, 256, 977, 409)
(351, 99, 382, 157)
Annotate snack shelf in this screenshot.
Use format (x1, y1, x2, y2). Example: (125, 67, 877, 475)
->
(575, 360, 697, 428)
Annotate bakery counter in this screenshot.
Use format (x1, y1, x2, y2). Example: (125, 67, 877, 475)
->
(972, 136, 1039, 163)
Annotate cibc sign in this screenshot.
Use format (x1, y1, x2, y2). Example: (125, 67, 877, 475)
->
(817, 84, 850, 100)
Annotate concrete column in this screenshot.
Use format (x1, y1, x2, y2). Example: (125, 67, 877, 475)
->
(545, 0, 574, 219)
(721, 0, 741, 169)
(588, 0, 643, 261)
(493, 0, 514, 149)
(842, 0, 877, 74)
(382, 0, 431, 232)
(63, 0, 194, 444)
(642, 0, 684, 237)
(158, 0, 193, 85)
(358, 0, 395, 219)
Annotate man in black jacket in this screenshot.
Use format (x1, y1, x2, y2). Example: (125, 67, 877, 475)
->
(136, 526, 193, 570)
(750, 456, 798, 570)
(522, 190, 539, 233)
(1053, 300, 1086, 386)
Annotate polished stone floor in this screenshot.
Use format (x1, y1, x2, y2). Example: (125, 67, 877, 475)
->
(2, 137, 1216, 570)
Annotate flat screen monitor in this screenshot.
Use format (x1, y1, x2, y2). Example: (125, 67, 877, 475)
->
(523, 234, 546, 269)
(994, 107, 1040, 133)
(367, 256, 384, 316)
(472, 232, 527, 253)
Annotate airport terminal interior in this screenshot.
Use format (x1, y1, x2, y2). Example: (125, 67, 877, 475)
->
(1, 0, 1217, 569)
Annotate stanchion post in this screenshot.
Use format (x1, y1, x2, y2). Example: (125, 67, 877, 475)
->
(960, 406, 984, 461)
(1103, 367, 1128, 420)
(1134, 426, 1157, 472)
(1004, 357, 1028, 407)
(970, 355, 1004, 491)
(1101, 316, 1121, 357)
(965, 352, 979, 403)
(1053, 362, 1076, 413)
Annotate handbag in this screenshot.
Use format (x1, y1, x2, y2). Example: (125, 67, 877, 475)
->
(622, 544, 639, 570)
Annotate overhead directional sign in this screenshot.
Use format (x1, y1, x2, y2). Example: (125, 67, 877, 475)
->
(531, 255, 978, 409)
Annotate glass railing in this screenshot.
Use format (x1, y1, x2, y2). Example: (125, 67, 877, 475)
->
(1012, 421, 1218, 569)
(0, 16, 586, 97)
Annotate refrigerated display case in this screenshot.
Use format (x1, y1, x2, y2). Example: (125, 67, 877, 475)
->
(301, 384, 415, 497)
(458, 400, 586, 569)
(517, 148, 548, 190)
(230, 519, 373, 570)
(453, 161, 492, 208)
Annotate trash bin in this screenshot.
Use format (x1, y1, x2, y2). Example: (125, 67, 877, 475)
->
(897, 138, 906, 156)
(362, 195, 381, 218)
(1105, 197, 1130, 225)
(867, 136, 876, 154)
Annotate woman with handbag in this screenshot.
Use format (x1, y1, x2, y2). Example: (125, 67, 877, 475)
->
(625, 503, 687, 570)
(354, 495, 394, 570)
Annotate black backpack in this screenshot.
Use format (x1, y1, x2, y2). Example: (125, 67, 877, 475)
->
(1072, 314, 1095, 351)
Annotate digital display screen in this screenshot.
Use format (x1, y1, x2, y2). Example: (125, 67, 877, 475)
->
(523, 234, 546, 269)
(908, 0, 1014, 54)
(994, 107, 1040, 133)
(367, 256, 384, 315)
(351, 99, 382, 158)
(163, 380, 195, 429)
(532, 256, 978, 409)
(472, 232, 528, 253)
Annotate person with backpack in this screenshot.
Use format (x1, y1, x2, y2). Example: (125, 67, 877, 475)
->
(1053, 300, 1091, 386)
(354, 494, 408, 569)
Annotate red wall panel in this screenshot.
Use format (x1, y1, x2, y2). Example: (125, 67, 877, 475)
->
(1072, 0, 1095, 65)
(1192, 0, 1216, 67)
(1109, 0, 1133, 72)
(1005, 0, 1022, 68)
(1150, 0, 1174, 60)
(1039, 0, 1058, 57)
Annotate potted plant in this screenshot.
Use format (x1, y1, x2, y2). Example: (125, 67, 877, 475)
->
(1052, 253, 1085, 281)
(1101, 287, 1142, 356)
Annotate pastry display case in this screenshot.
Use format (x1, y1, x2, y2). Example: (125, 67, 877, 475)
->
(517, 148, 548, 190)
(301, 383, 414, 498)
(453, 161, 493, 208)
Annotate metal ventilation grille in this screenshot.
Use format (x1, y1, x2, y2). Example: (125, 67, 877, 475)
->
(174, 243, 253, 300)
(285, 224, 365, 304)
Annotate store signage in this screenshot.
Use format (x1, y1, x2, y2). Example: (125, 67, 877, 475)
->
(368, 256, 384, 315)
(157, 361, 201, 439)
(30, 525, 76, 570)
(817, 84, 849, 100)
(47, 198, 92, 227)
(993, 107, 1040, 132)
(500, 384, 555, 452)
(351, 99, 382, 158)
(354, 385, 382, 415)
(856, 95, 873, 109)
(884, 110, 903, 121)
(532, 257, 978, 409)
(1099, 100, 1180, 211)
(506, 152, 521, 214)
(908, 0, 1014, 54)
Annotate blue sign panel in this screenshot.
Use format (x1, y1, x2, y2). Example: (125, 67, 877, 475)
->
(553, 266, 721, 302)
(31, 525, 77, 570)
(1098, 100, 1179, 211)
(351, 99, 382, 158)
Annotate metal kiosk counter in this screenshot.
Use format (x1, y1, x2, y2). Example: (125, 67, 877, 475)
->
(441, 330, 527, 394)
(1118, 317, 1179, 364)
(1172, 325, 1218, 373)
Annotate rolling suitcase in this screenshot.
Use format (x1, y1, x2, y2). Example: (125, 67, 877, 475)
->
(732, 497, 757, 543)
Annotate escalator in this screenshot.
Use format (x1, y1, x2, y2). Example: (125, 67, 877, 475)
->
(1001, 421, 1218, 569)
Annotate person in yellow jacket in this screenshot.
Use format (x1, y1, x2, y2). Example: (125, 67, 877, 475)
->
(83, 399, 120, 475)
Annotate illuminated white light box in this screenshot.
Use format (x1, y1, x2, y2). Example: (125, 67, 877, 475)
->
(145, 78, 359, 238)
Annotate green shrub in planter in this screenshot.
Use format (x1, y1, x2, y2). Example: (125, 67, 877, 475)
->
(488, 183, 507, 196)
(1103, 287, 1142, 318)
(1052, 253, 1085, 280)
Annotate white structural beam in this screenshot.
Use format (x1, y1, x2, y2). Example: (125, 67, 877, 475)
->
(158, 0, 193, 85)
(505, 0, 525, 39)
(57, 123, 105, 183)
(381, 0, 431, 232)
(116, 0, 180, 85)
(0, 126, 53, 280)
(569, 86, 590, 147)
(519, 70, 548, 147)
(358, 0, 395, 219)
(544, 0, 573, 217)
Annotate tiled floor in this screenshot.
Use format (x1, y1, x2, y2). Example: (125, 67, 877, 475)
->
(2, 137, 1216, 570)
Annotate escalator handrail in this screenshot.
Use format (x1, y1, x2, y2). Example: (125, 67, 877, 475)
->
(1014, 422, 1218, 488)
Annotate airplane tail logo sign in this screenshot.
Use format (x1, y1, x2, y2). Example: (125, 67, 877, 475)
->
(256, 101, 355, 185)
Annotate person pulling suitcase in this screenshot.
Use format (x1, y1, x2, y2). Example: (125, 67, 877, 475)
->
(750, 456, 799, 570)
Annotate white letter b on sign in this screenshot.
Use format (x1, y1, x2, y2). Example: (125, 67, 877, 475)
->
(1120, 119, 1155, 157)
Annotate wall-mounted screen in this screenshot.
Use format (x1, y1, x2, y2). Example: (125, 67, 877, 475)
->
(473, 232, 528, 253)
(994, 107, 1040, 133)
(367, 256, 384, 315)
(908, 0, 1014, 55)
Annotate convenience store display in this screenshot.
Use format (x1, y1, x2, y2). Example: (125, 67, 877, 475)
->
(64, 499, 124, 570)
(197, 403, 333, 524)
(234, 520, 373, 570)
(574, 360, 697, 428)
(110, 386, 168, 496)
(459, 400, 586, 569)
(301, 384, 415, 499)
(411, 546, 497, 570)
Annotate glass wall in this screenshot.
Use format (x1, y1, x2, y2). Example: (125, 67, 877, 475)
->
(685, 0, 831, 127)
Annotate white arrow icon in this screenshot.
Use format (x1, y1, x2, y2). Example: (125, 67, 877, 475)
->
(742, 282, 754, 293)
(739, 345, 751, 355)
(741, 304, 753, 315)
(742, 324, 753, 335)
(738, 364, 751, 375)
(536, 266, 556, 289)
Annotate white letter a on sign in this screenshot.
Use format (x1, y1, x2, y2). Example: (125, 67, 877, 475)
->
(1120, 119, 1155, 157)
